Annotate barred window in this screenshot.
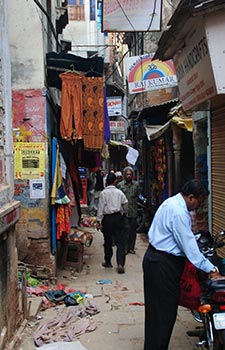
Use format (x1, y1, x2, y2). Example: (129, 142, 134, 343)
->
(90, 0, 95, 21)
(68, 0, 85, 21)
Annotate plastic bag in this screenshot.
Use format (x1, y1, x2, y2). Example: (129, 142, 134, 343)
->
(179, 260, 201, 310)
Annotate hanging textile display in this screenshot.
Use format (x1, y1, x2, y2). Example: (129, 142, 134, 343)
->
(59, 73, 105, 152)
(155, 137, 167, 192)
(59, 72, 83, 141)
(82, 77, 104, 151)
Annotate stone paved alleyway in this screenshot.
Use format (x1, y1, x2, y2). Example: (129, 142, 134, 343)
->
(14, 228, 198, 350)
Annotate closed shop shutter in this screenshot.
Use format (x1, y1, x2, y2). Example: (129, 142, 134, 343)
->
(211, 106, 225, 243)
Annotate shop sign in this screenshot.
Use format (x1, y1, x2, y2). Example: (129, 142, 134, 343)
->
(174, 20, 216, 111)
(204, 11, 225, 95)
(107, 97, 122, 116)
(102, 0, 162, 32)
(125, 53, 177, 94)
(110, 121, 125, 133)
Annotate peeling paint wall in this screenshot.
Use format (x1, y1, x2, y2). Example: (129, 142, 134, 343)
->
(8, 0, 45, 90)
(12, 89, 55, 271)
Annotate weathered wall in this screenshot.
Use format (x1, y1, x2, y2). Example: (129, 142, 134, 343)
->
(8, 0, 45, 90)
(12, 89, 55, 272)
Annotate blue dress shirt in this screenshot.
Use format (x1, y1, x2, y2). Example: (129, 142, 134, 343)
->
(148, 193, 215, 273)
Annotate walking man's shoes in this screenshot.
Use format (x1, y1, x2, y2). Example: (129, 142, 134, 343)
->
(102, 262, 113, 268)
(117, 265, 125, 274)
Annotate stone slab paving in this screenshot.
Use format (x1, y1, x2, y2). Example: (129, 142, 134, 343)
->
(15, 229, 198, 350)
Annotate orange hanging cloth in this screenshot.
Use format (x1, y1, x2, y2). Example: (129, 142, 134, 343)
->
(82, 77, 104, 151)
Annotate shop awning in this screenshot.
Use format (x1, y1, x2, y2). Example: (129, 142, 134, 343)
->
(144, 115, 192, 141)
(144, 121, 171, 141)
(172, 116, 192, 132)
(109, 140, 129, 148)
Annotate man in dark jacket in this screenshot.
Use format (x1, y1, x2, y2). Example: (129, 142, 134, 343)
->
(118, 166, 140, 254)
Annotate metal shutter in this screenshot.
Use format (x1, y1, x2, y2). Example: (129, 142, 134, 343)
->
(211, 106, 225, 240)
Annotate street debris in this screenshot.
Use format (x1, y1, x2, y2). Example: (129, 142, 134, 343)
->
(36, 340, 88, 350)
(33, 302, 99, 347)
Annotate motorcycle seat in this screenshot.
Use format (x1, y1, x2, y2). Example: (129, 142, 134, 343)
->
(204, 279, 225, 290)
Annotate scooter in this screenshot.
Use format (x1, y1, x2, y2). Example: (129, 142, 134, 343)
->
(187, 230, 225, 349)
(137, 194, 156, 233)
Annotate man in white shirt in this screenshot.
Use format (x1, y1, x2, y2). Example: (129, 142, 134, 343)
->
(96, 173, 128, 273)
(143, 179, 222, 350)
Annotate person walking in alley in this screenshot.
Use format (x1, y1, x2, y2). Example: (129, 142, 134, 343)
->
(118, 166, 140, 254)
(96, 173, 128, 274)
(143, 179, 222, 350)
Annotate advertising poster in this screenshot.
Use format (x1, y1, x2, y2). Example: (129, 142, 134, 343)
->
(14, 142, 45, 180)
(30, 178, 46, 199)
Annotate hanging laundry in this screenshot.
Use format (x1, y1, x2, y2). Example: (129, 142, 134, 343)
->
(103, 86, 110, 144)
(51, 147, 70, 205)
(59, 72, 83, 141)
(56, 203, 72, 240)
(82, 77, 104, 151)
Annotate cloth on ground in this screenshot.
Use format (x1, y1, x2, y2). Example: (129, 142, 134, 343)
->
(33, 302, 100, 347)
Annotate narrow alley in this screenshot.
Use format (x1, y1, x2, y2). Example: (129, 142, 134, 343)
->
(14, 226, 197, 350)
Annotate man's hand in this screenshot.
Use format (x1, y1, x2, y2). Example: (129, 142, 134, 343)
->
(96, 221, 101, 231)
(209, 270, 225, 280)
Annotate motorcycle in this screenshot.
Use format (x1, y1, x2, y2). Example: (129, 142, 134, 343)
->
(137, 194, 156, 233)
(187, 230, 225, 349)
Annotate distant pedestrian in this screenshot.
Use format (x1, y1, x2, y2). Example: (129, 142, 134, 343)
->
(104, 168, 115, 187)
(115, 171, 123, 186)
(94, 168, 104, 212)
(118, 166, 140, 254)
(96, 173, 128, 273)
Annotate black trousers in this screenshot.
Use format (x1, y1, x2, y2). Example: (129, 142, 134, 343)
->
(102, 212, 126, 266)
(143, 244, 185, 350)
(124, 217, 137, 251)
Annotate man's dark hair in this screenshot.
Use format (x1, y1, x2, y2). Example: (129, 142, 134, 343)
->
(180, 179, 209, 198)
(107, 173, 116, 186)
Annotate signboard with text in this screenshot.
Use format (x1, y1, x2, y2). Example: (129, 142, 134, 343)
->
(107, 96, 122, 116)
(174, 21, 216, 111)
(125, 53, 177, 94)
(110, 121, 125, 133)
(102, 0, 162, 32)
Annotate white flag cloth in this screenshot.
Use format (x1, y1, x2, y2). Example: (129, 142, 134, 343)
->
(126, 146, 139, 165)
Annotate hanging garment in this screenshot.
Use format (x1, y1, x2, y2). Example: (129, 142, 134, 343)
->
(59, 72, 83, 141)
(103, 86, 110, 144)
(82, 77, 104, 151)
(56, 203, 72, 240)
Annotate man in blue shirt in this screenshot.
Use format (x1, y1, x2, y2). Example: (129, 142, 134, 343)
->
(143, 179, 222, 350)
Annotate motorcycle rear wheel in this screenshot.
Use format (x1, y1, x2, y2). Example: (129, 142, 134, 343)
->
(137, 209, 147, 233)
(202, 314, 225, 350)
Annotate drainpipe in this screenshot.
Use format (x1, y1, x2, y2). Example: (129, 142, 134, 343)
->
(51, 137, 57, 254)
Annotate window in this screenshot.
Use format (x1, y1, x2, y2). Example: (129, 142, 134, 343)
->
(90, 0, 96, 21)
(68, 0, 85, 21)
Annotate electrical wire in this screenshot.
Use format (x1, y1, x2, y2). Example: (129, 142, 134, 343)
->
(115, 0, 137, 31)
(105, 0, 158, 83)
(33, 0, 62, 48)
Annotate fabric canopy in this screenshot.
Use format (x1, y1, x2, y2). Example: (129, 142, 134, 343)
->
(171, 116, 192, 132)
(144, 121, 171, 141)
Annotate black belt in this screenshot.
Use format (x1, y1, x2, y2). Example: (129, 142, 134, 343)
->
(148, 243, 185, 263)
(104, 211, 121, 217)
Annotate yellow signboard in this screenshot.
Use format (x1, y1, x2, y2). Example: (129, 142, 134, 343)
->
(14, 142, 45, 179)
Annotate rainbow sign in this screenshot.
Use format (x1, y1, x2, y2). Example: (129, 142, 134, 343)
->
(125, 53, 178, 94)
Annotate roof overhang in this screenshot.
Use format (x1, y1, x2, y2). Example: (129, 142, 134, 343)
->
(154, 0, 225, 60)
